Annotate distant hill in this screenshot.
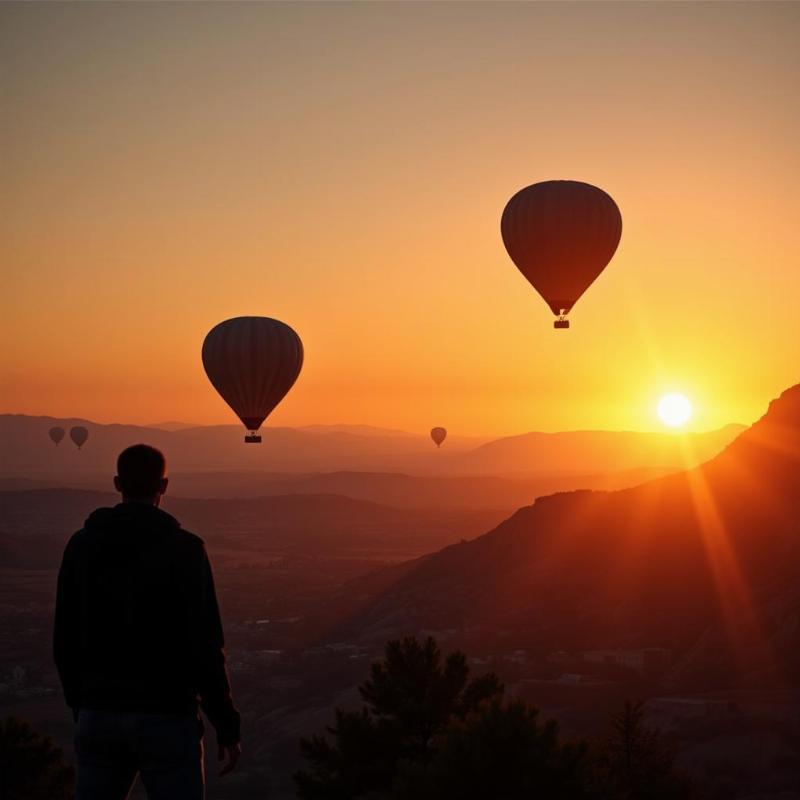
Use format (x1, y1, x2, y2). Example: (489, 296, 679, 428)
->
(461, 425, 745, 474)
(0, 414, 742, 484)
(0, 416, 475, 478)
(295, 424, 449, 440)
(146, 421, 202, 431)
(159, 467, 677, 509)
(330, 384, 800, 690)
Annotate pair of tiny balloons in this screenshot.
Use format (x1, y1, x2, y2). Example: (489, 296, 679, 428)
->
(203, 180, 621, 442)
(49, 426, 89, 449)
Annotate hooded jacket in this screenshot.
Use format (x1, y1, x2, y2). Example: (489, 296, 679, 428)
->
(53, 502, 241, 746)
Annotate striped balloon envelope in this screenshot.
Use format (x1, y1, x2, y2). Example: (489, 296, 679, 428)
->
(501, 180, 622, 329)
(202, 317, 303, 443)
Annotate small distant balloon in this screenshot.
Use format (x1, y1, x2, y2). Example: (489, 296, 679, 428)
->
(501, 180, 622, 329)
(49, 426, 65, 446)
(70, 426, 89, 450)
(202, 316, 304, 444)
(431, 427, 447, 448)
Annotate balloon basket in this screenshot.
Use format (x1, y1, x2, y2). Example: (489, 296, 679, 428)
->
(244, 433, 262, 444)
(554, 318, 569, 329)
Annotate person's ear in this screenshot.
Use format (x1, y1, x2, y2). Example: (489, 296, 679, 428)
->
(113, 476, 122, 493)
(159, 477, 169, 496)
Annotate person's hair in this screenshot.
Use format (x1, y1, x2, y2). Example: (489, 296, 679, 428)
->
(116, 444, 166, 498)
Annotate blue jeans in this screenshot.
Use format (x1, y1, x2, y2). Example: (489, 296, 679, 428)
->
(75, 709, 204, 800)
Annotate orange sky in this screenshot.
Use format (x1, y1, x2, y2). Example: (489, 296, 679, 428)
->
(3, 2, 799, 436)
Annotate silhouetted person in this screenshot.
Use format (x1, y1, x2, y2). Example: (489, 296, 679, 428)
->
(54, 444, 241, 799)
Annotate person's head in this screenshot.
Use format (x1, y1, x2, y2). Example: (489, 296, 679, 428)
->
(114, 444, 168, 505)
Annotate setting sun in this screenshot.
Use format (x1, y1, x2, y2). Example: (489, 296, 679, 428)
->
(657, 392, 693, 428)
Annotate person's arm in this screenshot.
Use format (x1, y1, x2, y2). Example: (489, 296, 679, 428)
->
(197, 546, 241, 753)
(53, 536, 81, 717)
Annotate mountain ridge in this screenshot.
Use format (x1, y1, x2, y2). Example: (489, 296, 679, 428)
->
(327, 383, 800, 689)
(1, 413, 745, 479)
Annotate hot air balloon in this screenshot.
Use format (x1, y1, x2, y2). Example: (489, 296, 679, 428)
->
(501, 180, 622, 329)
(431, 427, 447, 448)
(202, 316, 303, 443)
(70, 426, 89, 450)
(49, 426, 65, 446)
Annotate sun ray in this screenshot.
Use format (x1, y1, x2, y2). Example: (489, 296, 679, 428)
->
(676, 435, 773, 674)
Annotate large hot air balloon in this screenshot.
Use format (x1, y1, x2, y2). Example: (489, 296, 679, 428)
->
(501, 180, 622, 329)
(431, 427, 447, 448)
(202, 316, 303, 443)
(49, 426, 65, 446)
(70, 426, 89, 450)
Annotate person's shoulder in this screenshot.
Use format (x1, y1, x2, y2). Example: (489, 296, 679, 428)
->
(169, 527, 209, 572)
(148, 507, 203, 549)
(64, 506, 115, 553)
(60, 525, 94, 567)
(64, 527, 87, 554)
(172, 526, 206, 551)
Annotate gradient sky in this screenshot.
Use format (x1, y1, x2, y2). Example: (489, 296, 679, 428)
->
(3, 2, 799, 435)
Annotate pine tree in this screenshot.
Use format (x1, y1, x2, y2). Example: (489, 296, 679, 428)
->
(295, 636, 503, 799)
(394, 698, 591, 800)
(592, 700, 691, 800)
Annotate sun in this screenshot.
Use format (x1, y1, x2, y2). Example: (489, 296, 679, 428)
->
(657, 392, 692, 428)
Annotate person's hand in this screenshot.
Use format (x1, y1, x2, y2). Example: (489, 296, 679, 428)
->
(218, 742, 242, 777)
